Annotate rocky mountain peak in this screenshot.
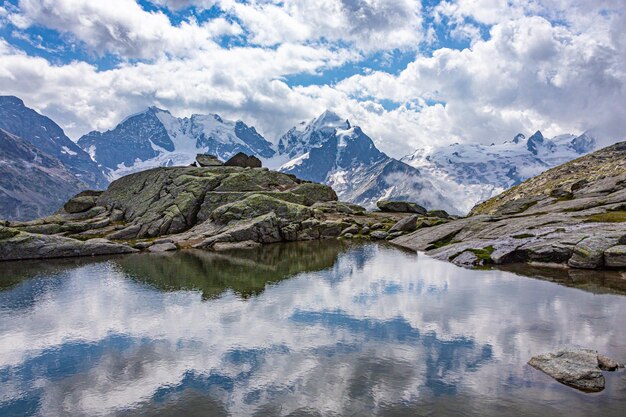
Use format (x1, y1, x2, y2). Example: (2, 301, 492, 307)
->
(513, 133, 526, 143)
(0, 95, 25, 107)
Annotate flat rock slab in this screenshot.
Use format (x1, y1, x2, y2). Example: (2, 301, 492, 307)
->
(528, 348, 619, 392)
(148, 242, 177, 252)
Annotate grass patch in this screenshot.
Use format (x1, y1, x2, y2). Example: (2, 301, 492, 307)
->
(586, 211, 626, 223)
(429, 239, 460, 250)
(512, 233, 534, 239)
(449, 245, 495, 263)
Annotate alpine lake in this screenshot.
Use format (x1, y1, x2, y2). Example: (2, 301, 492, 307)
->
(1, 241, 625, 416)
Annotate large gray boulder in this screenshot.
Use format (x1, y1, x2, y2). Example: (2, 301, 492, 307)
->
(568, 236, 619, 269)
(196, 154, 223, 167)
(604, 245, 626, 267)
(528, 348, 613, 392)
(224, 152, 262, 168)
(389, 215, 419, 233)
(63, 195, 98, 214)
(377, 200, 427, 214)
(0, 228, 136, 261)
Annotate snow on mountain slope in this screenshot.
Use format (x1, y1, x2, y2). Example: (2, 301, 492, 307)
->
(78, 107, 275, 180)
(401, 131, 597, 213)
(275, 111, 459, 213)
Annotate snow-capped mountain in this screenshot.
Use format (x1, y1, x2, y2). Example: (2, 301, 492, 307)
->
(78, 107, 275, 179)
(273, 111, 458, 213)
(0, 96, 108, 189)
(401, 130, 597, 213)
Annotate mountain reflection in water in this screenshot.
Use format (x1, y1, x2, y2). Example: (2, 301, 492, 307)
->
(0, 242, 625, 417)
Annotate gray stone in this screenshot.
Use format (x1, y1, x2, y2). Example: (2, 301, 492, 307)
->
(568, 236, 619, 269)
(361, 226, 370, 235)
(370, 223, 384, 230)
(133, 241, 153, 249)
(196, 154, 223, 167)
(604, 245, 626, 268)
(319, 220, 343, 238)
(370, 230, 388, 240)
(341, 224, 359, 235)
(64, 196, 97, 214)
(377, 200, 427, 214)
(224, 152, 262, 168)
(597, 354, 619, 371)
(389, 215, 419, 233)
(386, 231, 404, 240)
(110, 209, 125, 222)
(0, 232, 136, 261)
(528, 348, 606, 392)
(148, 242, 177, 252)
(342, 233, 354, 239)
(427, 210, 450, 219)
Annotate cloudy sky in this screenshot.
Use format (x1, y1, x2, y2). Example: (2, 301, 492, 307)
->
(0, 0, 624, 157)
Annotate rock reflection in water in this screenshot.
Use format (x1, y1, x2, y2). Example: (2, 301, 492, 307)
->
(117, 240, 349, 299)
(499, 263, 626, 295)
(0, 243, 625, 417)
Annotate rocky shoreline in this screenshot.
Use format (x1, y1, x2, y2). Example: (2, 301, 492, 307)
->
(392, 142, 626, 271)
(0, 163, 450, 262)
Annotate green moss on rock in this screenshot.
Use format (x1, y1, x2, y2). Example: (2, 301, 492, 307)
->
(211, 194, 314, 224)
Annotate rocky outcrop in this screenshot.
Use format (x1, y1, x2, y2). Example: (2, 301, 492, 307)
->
(0, 165, 450, 261)
(528, 348, 622, 392)
(224, 152, 262, 168)
(377, 200, 427, 214)
(392, 142, 626, 270)
(195, 154, 223, 167)
(0, 226, 136, 261)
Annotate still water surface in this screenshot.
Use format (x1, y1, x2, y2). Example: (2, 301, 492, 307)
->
(1, 241, 625, 416)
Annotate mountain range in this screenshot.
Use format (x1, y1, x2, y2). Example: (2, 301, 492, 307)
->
(77, 107, 275, 179)
(401, 130, 596, 213)
(273, 111, 454, 212)
(0, 95, 601, 220)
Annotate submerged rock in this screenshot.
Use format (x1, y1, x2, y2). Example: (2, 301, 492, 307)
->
(528, 348, 612, 392)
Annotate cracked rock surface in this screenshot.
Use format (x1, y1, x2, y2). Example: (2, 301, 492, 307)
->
(393, 142, 626, 270)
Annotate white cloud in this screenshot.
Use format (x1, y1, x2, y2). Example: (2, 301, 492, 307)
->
(149, 0, 219, 10)
(0, 37, 358, 140)
(327, 13, 626, 153)
(14, 0, 240, 59)
(0, 0, 624, 158)
(220, 0, 425, 51)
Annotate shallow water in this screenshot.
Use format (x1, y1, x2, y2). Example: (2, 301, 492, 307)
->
(1, 241, 625, 416)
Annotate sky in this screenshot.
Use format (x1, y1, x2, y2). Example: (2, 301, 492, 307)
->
(0, 0, 624, 157)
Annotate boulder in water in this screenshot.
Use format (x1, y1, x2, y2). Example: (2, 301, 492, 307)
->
(528, 348, 621, 392)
